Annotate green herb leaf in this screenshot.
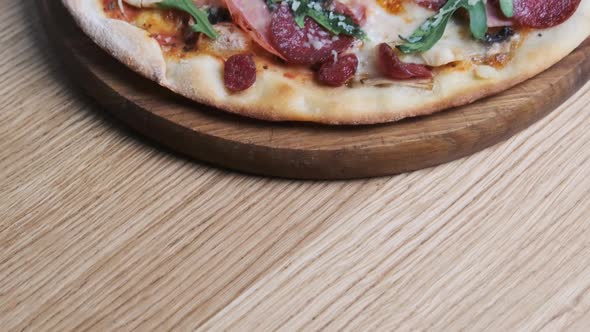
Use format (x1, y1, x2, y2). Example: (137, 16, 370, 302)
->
(466, 0, 487, 40)
(397, 0, 488, 54)
(499, 0, 514, 18)
(158, 0, 218, 39)
(267, 0, 366, 40)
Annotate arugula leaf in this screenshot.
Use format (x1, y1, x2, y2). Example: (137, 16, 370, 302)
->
(158, 0, 218, 39)
(466, 0, 487, 40)
(267, 0, 366, 39)
(499, 0, 514, 18)
(397, 0, 488, 54)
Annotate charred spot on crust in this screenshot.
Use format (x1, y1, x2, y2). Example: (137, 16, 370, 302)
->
(484, 27, 515, 45)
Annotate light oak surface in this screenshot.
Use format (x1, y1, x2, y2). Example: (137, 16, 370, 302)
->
(2, 1, 590, 331)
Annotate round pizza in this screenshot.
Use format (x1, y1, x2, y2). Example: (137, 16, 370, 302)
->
(62, 0, 590, 124)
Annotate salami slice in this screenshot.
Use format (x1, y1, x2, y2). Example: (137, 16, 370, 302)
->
(269, 4, 354, 65)
(513, 0, 581, 28)
(317, 54, 359, 86)
(224, 54, 257, 92)
(377, 43, 432, 80)
(223, 0, 284, 59)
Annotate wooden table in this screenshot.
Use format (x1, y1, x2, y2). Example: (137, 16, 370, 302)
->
(2, 2, 590, 331)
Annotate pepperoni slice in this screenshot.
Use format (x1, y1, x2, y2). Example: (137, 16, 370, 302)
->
(513, 0, 581, 28)
(224, 54, 256, 92)
(269, 4, 354, 65)
(377, 43, 432, 80)
(317, 54, 359, 87)
(224, 0, 284, 59)
(415, 0, 447, 11)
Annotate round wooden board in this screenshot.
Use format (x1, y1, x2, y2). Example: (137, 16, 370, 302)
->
(40, 1, 590, 180)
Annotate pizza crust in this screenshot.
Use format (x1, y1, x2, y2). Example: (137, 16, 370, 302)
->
(62, 0, 590, 124)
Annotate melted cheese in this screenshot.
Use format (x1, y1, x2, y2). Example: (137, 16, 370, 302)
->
(118, 0, 510, 77)
(339, 1, 501, 76)
(198, 23, 253, 57)
(134, 10, 182, 35)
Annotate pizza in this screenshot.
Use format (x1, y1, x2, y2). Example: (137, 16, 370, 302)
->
(62, 0, 590, 124)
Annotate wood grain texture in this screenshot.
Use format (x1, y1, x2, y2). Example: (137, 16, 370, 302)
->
(39, 0, 590, 179)
(1, 1, 590, 331)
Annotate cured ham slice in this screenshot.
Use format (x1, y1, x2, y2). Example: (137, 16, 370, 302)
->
(486, 0, 513, 27)
(223, 0, 284, 58)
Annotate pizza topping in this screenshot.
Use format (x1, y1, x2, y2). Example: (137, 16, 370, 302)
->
(152, 33, 182, 46)
(398, 0, 488, 54)
(415, 0, 448, 11)
(224, 0, 284, 58)
(269, 4, 354, 65)
(377, 0, 405, 14)
(158, 0, 218, 39)
(498, 0, 514, 17)
(402, 0, 580, 54)
(118, 0, 126, 15)
(121, 0, 219, 39)
(107, 0, 581, 90)
(333, 1, 367, 25)
(317, 53, 359, 86)
(513, 0, 581, 28)
(198, 23, 252, 57)
(486, 0, 514, 27)
(120, 0, 159, 10)
(377, 43, 432, 79)
(224, 54, 257, 91)
(267, 0, 366, 39)
(104, 0, 140, 20)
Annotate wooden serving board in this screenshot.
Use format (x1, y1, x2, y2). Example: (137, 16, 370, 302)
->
(40, 0, 590, 179)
